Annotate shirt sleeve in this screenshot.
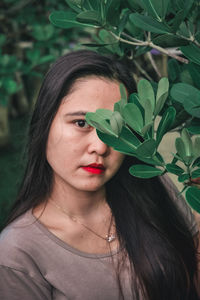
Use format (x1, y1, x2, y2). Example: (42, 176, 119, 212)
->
(0, 265, 52, 300)
(160, 174, 199, 236)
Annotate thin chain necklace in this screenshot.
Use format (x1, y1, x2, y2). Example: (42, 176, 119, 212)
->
(49, 199, 116, 243)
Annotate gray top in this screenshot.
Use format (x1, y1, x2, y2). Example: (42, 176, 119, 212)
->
(0, 177, 198, 300)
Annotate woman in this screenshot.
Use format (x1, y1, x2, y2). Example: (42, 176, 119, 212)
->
(0, 50, 199, 299)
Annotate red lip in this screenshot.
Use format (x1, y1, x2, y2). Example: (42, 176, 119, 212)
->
(82, 163, 105, 174)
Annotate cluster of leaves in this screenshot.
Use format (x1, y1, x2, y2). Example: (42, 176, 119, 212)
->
(0, 0, 86, 146)
(49, 0, 200, 213)
(85, 81, 200, 212)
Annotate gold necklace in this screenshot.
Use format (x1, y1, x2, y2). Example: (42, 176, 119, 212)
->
(49, 199, 116, 243)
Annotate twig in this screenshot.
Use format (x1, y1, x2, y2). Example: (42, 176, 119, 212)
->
(146, 51, 162, 78)
(132, 60, 153, 81)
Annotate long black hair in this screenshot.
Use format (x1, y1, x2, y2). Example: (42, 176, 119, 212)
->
(4, 50, 199, 299)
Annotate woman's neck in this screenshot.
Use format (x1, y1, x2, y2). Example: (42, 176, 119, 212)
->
(48, 180, 107, 219)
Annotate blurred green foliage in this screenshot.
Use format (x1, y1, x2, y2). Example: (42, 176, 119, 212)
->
(0, 0, 91, 228)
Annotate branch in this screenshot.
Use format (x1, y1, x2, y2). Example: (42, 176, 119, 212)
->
(132, 60, 153, 81)
(109, 31, 189, 64)
(146, 51, 162, 78)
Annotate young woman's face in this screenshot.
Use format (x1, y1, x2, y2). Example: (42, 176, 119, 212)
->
(46, 77, 125, 193)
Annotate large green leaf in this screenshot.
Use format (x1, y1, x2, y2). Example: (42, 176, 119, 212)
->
(191, 168, 200, 179)
(188, 63, 200, 89)
(76, 10, 102, 26)
(193, 137, 200, 158)
(98, 29, 122, 56)
(178, 173, 190, 182)
(65, 0, 82, 13)
(154, 77, 169, 116)
(192, 157, 200, 168)
(105, 0, 120, 26)
(49, 11, 98, 29)
(170, 83, 200, 118)
(129, 13, 171, 34)
(185, 186, 200, 213)
(156, 107, 176, 145)
(125, 0, 142, 11)
(110, 111, 124, 136)
(152, 33, 189, 48)
(136, 139, 157, 157)
(140, 0, 170, 20)
(168, 59, 181, 82)
(181, 44, 200, 66)
(138, 79, 155, 111)
(181, 128, 193, 156)
(97, 125, 141, 154)
(86, 112, 117, 136)
(166, 163, 184, 175)
(123, 103, 143, 132)
(129, 164, 163, 178)
(175, 137, 186, 159)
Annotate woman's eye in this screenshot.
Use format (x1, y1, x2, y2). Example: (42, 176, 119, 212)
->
(75, 120, 90, 128)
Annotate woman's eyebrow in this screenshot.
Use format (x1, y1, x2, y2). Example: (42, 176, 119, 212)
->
(64, 111, 88, 117)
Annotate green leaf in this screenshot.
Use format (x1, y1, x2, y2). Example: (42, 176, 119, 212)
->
(181, 128, 193, 156)
(188, 63, 200, 89)
(156, 107, 176, 145)
(136, 139, 157, 157)
(114, 83, 128, 113)
(120, 83, 128, 106)
(49, 11, 98, 29)
(65, 0, 82, 12)
(141, 122, 153, 136)
(129, 164, 163, 178)
(154, 77, 169, 116)
(193, 137, 200, 158)
(26, 49, 40, 65)
(123, 103, 143, 132)
(129, 13, 171, 34)
(98, 29, 122, 56)
(168, 59, 181, 82)
(118, 9, 130, 34)
(178, 173, 190, 182)
(85, 112, 117, 136)
(192, 157, 200, 168)
(76, 10, 102, 26)
(105, 0, 121, 26)
(38, 55, 55, 65)
(185, 186, 200, 213)
(181, 44, 200, 66)
(191, 168, 200, 179)
(96, 125, 141, 155)
(143, 98, 153, 125)
(166, 163, 184, 175)
(95, 109, 113, 119)
(138, 79, 155, 111)
(31, 24, 55, 41)
(140, 0, 170, 20)
(170, 83, 200, 118)
(110, 111, 124, 136)
(126, 0, 141, 12)
(152, 33, 189, 48)
(3, 78, 18, 94)
(175, 137, 186, 159)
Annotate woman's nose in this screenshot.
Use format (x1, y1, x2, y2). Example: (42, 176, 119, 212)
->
(87, 130, 110, 156)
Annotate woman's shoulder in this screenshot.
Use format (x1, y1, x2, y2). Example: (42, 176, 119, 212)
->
(0, 210, 42, 269)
